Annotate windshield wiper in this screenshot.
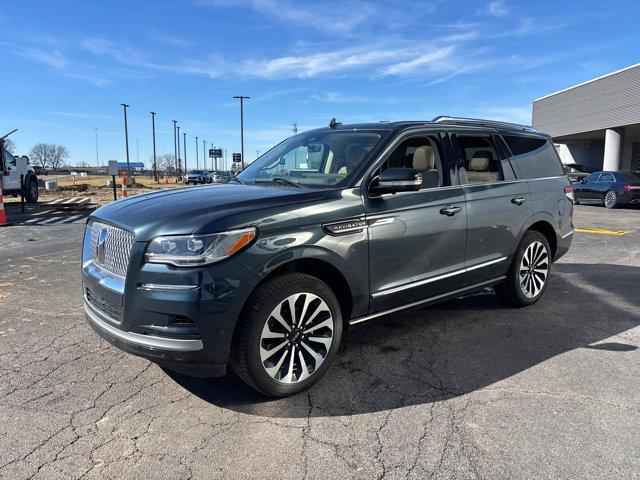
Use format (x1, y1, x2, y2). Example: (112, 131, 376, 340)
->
(254, 177, 302, 188)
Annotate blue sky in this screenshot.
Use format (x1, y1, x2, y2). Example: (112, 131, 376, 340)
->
(1, 0, 639, 168)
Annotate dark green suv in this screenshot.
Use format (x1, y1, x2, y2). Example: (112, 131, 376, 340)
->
(82, 117, 574, 396)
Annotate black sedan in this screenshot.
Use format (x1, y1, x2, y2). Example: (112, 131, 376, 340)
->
(573, 171, 640, 208)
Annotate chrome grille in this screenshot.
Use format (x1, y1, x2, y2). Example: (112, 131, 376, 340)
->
(89, 221, 134, 279)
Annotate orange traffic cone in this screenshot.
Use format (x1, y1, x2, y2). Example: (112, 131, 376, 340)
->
(0, 176, 11, 226)
(121, 176, 128, 198)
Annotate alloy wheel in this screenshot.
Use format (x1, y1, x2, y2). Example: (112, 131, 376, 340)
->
(519, 241, 549, 299)
(259, 292, 334, 384)
(604, 191, 616, 208)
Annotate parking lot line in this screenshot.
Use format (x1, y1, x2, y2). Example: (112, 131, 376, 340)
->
(575, 228, 629, 236)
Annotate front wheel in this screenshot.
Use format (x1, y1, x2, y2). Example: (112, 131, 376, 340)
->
(604, 190, 617, 208)
(496, 231, 551, 307)
(25, 178, 39, 203)
(231, 273, 343, 397)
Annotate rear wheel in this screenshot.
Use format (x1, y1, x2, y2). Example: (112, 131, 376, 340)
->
(604, 190, 617, 208)
(496, 231, 551, 307)
(231, 273, 342, 397)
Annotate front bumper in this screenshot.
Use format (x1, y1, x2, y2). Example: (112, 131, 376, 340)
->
(81, 224, 261, 377)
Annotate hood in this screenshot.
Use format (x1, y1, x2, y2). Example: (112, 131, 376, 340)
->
(91, 183, 328, 241)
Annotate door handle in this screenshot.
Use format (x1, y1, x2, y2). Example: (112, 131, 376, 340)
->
(439, 205, 462, 216)
(511, 196, 527, 205)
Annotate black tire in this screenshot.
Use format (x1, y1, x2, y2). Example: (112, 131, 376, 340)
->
(495, 230, 551, 308)
(25, 177, 39, 203)
(604, 190, 617, 209)
(231, 272, 343, 397)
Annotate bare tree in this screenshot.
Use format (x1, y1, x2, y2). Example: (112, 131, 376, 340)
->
(76, 160, 90, 169)
(49, 145, 69, 174)
(4, 138, 16, 154)
(29, 143, 52, 167)
(156, 153, 176, 173)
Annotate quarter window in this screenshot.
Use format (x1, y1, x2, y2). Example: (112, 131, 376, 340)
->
(502, 134, 564, 179)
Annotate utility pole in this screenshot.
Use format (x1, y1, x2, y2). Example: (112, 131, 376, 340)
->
(151, 112, 158, 182)
(136, 138, 140, 164)
(183, 131, 187, 174)
(94, 128, 99, 175)
(210, 143, 214, 171)
(121, 103, 131, 179)
(172, 120, 178, 180)
(177, 125, 182, 181)
(195, 136, 199, 169)
(233, 95, 250, 170)
(292, 123, 298, 135)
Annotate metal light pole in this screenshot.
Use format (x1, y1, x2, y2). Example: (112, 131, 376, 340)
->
(172, 120, 178, 180)
(151, 112, 158, 182)
(94, 128, 99, 175)
(177, 125, 182, 181)
(202, 139, 206, 171)
(121, 103, 131, 179)
(183, 131, 187, 174)
(210, 143, 214, 171)
(233, 95, 249, 170)
(195, 136, 199, 169)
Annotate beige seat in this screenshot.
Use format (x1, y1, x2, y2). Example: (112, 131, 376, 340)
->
(412, 145, 440, 188)
(466, 152, 499, 183)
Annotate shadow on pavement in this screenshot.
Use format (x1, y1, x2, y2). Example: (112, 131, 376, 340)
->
(167, 263, 640, 417)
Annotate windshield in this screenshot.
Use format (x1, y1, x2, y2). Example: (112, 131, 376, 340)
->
(237, 130, 384, 187)
(189, 170, 204, 174)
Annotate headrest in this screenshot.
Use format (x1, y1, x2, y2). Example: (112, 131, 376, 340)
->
(413, 146, 435, 171)
(469, 154, 490, 171)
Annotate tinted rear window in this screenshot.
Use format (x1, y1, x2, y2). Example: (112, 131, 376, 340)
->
(502, 135, 564, 179)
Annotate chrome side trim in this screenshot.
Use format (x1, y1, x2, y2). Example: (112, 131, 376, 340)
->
(350, 276, 506, 326)
(138, 283, 199, 291)
(561, 230, 574, 239)
(85, 302, 203, 352)
(371, 257, 507, 298)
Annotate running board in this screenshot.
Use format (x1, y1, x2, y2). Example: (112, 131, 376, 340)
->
(349, 276, 506, 327)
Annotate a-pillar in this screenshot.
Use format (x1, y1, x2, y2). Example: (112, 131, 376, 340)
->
(603, 128, 623, 171)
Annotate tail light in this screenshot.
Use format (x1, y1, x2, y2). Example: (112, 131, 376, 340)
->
(563, 185, 575, 202)
(623, 185, 640, 191)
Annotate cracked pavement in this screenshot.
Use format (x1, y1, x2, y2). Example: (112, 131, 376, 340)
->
(1, 205, 639, 479)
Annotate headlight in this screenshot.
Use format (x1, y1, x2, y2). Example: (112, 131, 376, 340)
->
(145, 227, 256, 267)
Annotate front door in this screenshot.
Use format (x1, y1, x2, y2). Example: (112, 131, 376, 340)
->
(363, 132, 468, 311)
(2, 151, 20, 190)
(575, 172, 602, 202)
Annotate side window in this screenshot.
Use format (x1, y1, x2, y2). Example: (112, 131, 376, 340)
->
(584, 173, 601, 182)
(600, 172, 614, 182)
(454, 135, 502, 184)
(378, 136, 445, 189)
(3, 150, 16, 166)
(503, 135, 564, 179)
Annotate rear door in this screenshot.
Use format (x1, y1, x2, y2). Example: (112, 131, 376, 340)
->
(363, 130, 468, 311)
(448, 130, 532, 283)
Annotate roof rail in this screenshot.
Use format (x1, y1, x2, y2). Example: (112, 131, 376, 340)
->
(431, 116, 538, 132)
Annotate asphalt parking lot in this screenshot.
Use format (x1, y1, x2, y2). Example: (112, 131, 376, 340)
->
(1, 204, 639, 479)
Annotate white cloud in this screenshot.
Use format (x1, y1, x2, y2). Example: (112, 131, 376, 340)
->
(379, 46, 455, 76)
(485, 1, 510, 17)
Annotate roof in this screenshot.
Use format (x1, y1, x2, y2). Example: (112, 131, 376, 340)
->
(312, 117, 538, 134)
(534, 63, 640, 101)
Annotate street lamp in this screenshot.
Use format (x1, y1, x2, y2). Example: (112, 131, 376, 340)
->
(202, 138, 206, 171)
(233, 95, 250, 170)
(172, 120, 178, 180)
(177, 125, 182, 181)
(195, 136, 199, 170)
(183, 131, 187, 174)
(151, 112, 158, 182)
(121, 103, 131, 179)
(94, 128, 99, 175)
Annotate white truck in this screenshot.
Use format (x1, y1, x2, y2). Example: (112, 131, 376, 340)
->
(2, 148, 39, 203)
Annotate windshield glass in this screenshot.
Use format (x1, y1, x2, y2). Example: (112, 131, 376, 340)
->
(189, 170, 204, 174)
(237, 130, 384, 187)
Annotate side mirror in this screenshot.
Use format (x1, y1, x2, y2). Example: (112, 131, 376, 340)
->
(372, 168, 422, 195)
